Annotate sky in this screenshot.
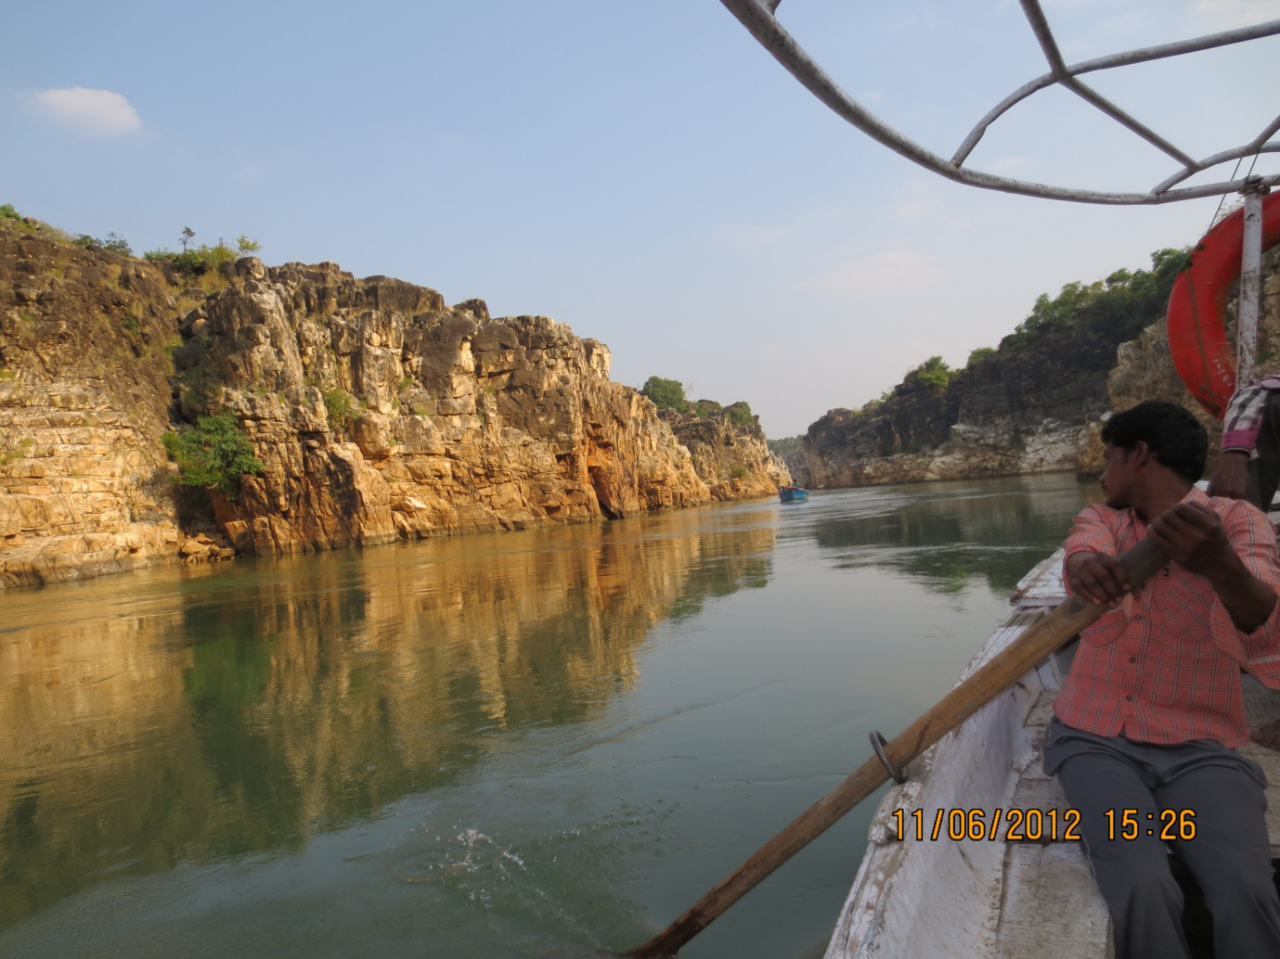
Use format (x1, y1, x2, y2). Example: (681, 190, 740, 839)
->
(3, 1, 1279, 438)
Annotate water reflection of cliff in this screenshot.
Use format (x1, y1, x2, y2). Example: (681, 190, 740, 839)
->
(810, 475, 1096, 594)
(0, 514, 774, 930)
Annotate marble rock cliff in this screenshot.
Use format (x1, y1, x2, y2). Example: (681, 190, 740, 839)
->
(193, 258, 714, 555)
(0, 228, 778, 586)
(660, 404, 790, 501)
(0, 229, 185, 586)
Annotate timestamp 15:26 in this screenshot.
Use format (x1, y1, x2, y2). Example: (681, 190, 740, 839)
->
(1104, 808, 1197, 841)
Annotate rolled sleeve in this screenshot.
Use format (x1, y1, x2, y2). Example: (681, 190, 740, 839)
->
(1062, 505, 1119, 571)
(1062, 505, 1132, 644)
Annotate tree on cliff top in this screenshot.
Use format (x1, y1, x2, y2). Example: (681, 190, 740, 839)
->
(1005, 247, 1188, 350)
(911, 356, 952, 392)
(641, 376, 688, 412)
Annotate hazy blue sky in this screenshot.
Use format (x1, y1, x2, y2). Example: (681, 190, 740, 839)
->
(4, 1, 1278, 437)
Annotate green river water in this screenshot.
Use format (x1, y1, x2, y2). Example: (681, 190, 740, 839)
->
(0, 473, 1099, 959)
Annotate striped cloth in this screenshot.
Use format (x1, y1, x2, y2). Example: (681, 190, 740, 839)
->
(1223, 374, 1280, 451)
(1053, 487, 1280, 748)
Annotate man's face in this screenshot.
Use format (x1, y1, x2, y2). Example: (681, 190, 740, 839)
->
(1100, 443, 1136, 509)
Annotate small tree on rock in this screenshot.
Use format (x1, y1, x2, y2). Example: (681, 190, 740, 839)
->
(640, 376, 688, 411)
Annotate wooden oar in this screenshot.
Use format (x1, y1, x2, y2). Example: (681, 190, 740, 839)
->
(622, 538, 1166, 958)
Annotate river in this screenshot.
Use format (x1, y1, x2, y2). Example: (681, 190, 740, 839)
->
(0, 473, 1099, 959)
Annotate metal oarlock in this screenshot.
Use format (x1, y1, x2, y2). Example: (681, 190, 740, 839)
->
(870, 731, 908, 784)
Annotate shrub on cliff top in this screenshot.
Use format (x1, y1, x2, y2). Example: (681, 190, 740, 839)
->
(162, 412, 265, 500)
(912, 356, 952, 392)
(725, 402, 754, 427)
(1004, 247, 1188, 350)
(641, 376, 688, 412)
(145, 239, 248, 282)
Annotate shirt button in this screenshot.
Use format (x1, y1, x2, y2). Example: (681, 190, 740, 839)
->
(1129, 657, 1136, 663)
(1134, 614, 1142, 621)
(1126, 695, 1134, 701)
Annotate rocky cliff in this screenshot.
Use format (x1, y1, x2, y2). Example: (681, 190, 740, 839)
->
(660, 403, 790, 500)
(0, 226, 188, 586)
(798, 248, 1275, 488)
(0, 222, 780, 587)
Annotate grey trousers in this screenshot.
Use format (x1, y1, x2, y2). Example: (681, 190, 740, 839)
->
(1043, 718, 1280, 959)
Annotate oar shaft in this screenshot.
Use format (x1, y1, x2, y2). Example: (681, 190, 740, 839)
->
(626, 538, 1166, 959)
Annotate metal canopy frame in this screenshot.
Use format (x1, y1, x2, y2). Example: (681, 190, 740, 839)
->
(719, 0, 1280, 204)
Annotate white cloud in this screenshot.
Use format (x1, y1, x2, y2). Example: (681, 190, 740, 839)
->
(808, 248, 942, 295)
(30, 87, 142, 136)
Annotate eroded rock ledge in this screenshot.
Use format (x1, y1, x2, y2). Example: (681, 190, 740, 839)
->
(0, 230, 783, 587)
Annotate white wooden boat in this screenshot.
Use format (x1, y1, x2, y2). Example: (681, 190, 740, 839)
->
(825, 549, 1280, 959)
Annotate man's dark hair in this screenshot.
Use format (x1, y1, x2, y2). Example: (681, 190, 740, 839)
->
(1100, 400, 1207, 483)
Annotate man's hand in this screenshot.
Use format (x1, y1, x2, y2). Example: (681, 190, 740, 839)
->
(1148, 502, 1235, 577)
(1066, 551, 1131, 606)
(1150, 502, 1277, 632)
(1207, 450, 1250, 500)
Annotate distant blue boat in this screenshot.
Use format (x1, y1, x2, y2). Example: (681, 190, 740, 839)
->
(779, 485, 809, 503)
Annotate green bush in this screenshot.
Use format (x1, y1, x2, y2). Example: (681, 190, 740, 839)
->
(146, 241, 238, 280)
(730, 465, 748, 480)
(162, 412, 265, 499)
(1004, 248, 1188, 349)
(725, 402, 754, 427)
(0, 204, 21, 222)
(912, 356, 952, 392)
(324, 389, 361, 430)
(967, 346, 996, 366)
(74, 232, 133, 256)
(640, 375, 688, 411)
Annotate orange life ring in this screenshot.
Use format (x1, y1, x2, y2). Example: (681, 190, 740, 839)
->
(1166, 191, 1280, 418)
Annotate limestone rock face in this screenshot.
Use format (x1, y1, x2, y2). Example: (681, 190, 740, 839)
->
(0, 229, 186, 585)
(0, 231, 769, 586)
(174, 260, 713, 555)
(660, 403, 791, 500)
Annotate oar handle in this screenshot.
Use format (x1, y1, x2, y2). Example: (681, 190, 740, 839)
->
(624, 537, 1167, 958)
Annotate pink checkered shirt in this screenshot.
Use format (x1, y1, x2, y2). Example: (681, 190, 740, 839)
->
(1053, 487, 1280, 747)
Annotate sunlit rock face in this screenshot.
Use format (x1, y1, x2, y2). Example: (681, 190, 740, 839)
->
(2, 231, 777, 584)
(659, 405, 791, 501)
(0, 229, 186, 586)
(195, 260, 713, 554)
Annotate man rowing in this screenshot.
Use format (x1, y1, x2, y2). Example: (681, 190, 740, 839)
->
(1043, 400, 1280, 958)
